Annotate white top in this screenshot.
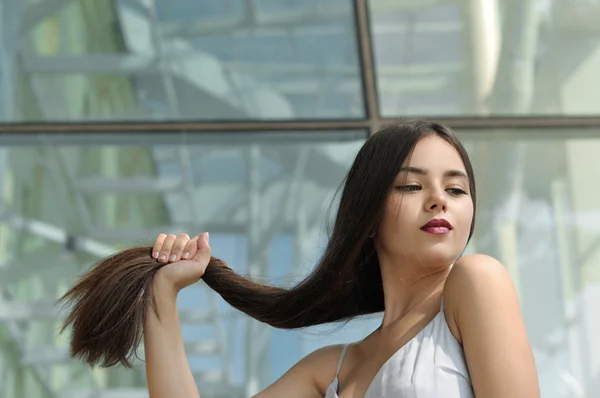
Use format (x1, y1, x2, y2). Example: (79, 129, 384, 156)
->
(324, 300, 474, 398)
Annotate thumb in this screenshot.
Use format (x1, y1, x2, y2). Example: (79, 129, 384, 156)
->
(194, 232, 212, 265)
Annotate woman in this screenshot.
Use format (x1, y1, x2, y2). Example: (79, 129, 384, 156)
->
(60, 120, 540, 398)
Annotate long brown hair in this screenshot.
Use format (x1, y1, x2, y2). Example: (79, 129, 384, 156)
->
(58, 120, 477, 368)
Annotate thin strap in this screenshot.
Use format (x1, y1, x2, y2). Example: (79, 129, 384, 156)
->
(440, 296, 445, 312)
(335, 344, 350, 377)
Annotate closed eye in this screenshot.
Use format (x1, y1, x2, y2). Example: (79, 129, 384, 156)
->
(396, 185, 421, 192)
(395, 186, 467, 195)
(447, 188, 467, 195)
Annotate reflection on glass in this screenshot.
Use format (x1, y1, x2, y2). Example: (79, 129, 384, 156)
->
(369, 1, 600, 117)
(4, 0, 363, 122)
(458, 130, 600, 398)
(1, 128, 599, 398)
(0, 130, 366, 398)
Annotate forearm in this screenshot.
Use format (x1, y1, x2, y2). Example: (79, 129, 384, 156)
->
(144, 279, 200, 398)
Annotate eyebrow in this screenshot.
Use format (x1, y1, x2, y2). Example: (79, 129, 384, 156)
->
(399, 166, 469, 179)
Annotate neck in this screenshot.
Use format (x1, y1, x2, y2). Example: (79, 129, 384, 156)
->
(378, 256, 451, 327)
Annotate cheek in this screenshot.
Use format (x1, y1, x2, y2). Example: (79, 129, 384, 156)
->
(379, 199, 415, 237)
(456, 201, 474, 234)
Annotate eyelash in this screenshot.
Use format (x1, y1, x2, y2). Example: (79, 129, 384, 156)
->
(395, 185, 467, 196)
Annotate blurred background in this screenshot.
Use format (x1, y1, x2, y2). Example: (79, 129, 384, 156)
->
(0, 0, 599, 397)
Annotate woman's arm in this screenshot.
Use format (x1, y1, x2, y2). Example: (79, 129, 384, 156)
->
(254, 345, 340, 398)
(445, 254, 540, 398)
(144, 278, 199, 398)
(144, 275, 334, 398)
(144, 232, 332, 398)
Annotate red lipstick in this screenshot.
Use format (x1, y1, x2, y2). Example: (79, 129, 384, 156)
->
(420, 219, 453, 235)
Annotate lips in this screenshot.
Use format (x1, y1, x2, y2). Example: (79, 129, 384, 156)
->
(420, 219, 453, 235)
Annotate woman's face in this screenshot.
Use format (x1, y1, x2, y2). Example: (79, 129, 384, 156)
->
(376, 135, 474, 268)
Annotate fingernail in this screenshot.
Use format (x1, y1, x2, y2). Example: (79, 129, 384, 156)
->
(158, 255, 166, 262)
(153, 251, 159, 259)
(169, 254, 177, 261)
(206, 232, 210, 242)
(182, 252, 190, 259)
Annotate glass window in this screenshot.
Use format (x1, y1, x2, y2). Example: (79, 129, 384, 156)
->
(1, 0, 364, 122)
(369, 1, 600, 117)
(456, 129, 600, 398)
(284, 128, 600, 398)
(0, 129, 366, 397)
(2, 127, 600, 397)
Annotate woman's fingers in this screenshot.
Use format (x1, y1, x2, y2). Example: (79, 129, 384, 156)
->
(181, 236, 199, 260)
(157, 234, 177, 263)
(152, 232, 198, 263)
(152, 233, 167, 259)
(168, 233, 191, 262)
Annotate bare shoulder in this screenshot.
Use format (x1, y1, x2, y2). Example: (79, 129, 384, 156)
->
(442, 254, 517, 344)
(442, 255, 540, 396)
(447, 254, 510, 284)
(254, 344, 344, 398)
(300, 343, 347, 386)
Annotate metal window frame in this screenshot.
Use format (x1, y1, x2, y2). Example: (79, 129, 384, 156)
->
(2, 0, 600, 136)
(1, 116, 600, 135)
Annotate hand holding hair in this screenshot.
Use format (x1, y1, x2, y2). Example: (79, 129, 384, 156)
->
(57, 231, 212, 368)
(57, 229, 329, 369)
(153, 232, 213, 294)
(58, 222, 380, 369)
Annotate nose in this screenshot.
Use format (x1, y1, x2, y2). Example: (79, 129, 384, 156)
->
(424, 189, 447, 212)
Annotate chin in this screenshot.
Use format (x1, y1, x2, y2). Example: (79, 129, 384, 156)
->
(415, 244, 461, 268)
